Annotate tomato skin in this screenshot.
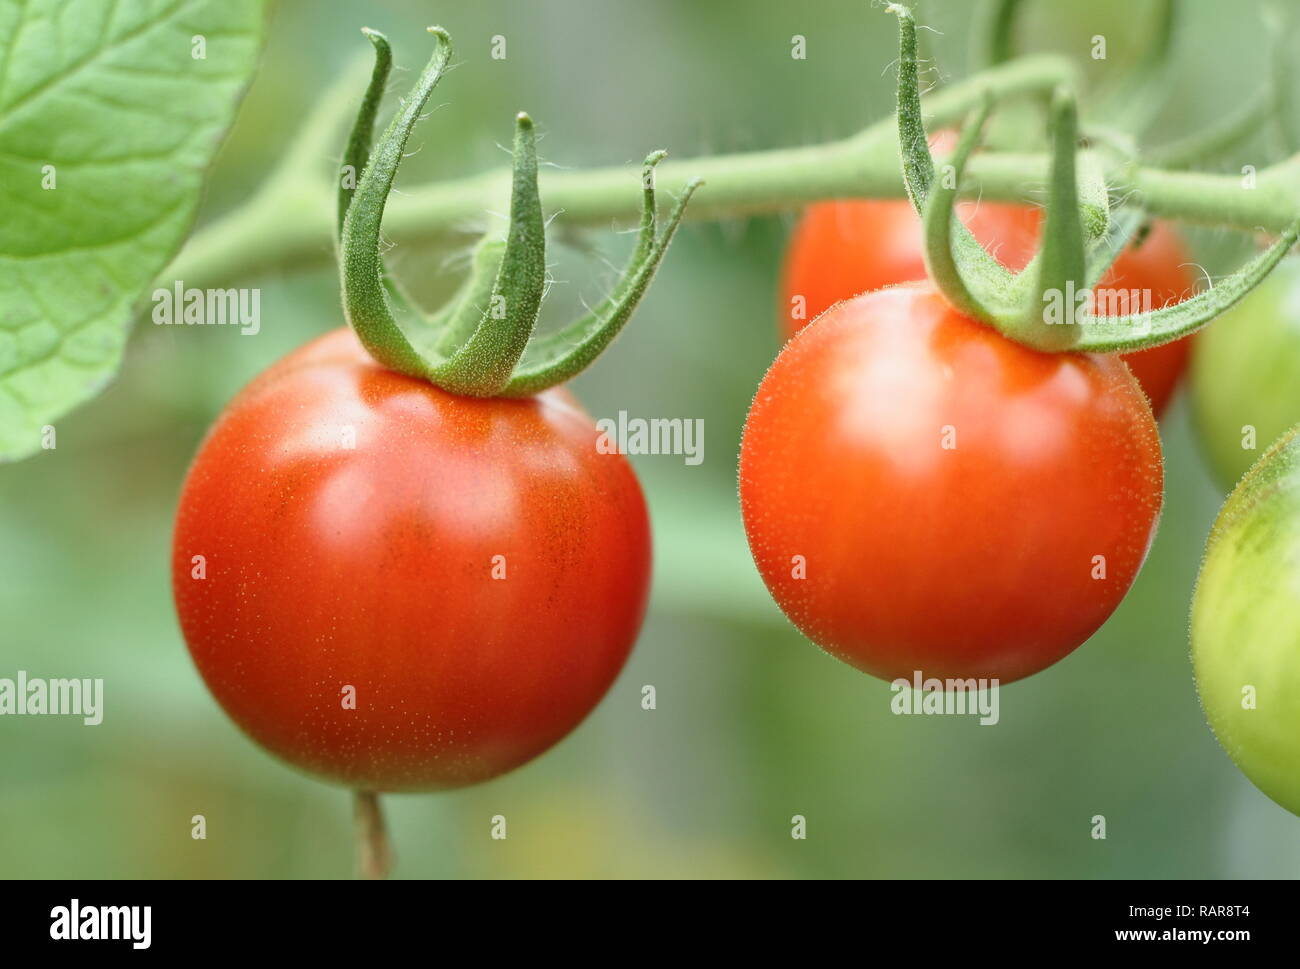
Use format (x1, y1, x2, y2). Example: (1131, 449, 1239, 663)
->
(780, 201, 1196, 415)
(780, 198, 1040, 334)
(741, 283, 1163, 684)
(1192, 424, 1300, 816)
(172, 328, 650, 792)
(1191, 258, 1300, 491)
(1099, 221, 1197, 416)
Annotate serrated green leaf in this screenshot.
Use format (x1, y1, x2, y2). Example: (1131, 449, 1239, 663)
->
(0, 0, 265, 461)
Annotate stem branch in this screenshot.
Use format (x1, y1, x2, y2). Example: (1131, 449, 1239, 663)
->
(354, 790, 393, 880)
(163, 52, 1299, 290)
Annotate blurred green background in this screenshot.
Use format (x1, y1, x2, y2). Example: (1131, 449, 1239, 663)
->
(3, 0, 1299, 879)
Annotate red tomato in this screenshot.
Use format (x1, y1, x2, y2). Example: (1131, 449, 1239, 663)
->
(172, 328, 650, 792)
(1097, 222, 1197, 415)
(780, 202, 1197, 415)
(741, 282, 1163, 684)
(780, 199, 1040, 333)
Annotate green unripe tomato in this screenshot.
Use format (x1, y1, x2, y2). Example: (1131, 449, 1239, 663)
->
(1191, 424, 1300, 816)
(1191, 258, 1300, 491)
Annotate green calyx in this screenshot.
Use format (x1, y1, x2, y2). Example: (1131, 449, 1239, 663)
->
(891, 3, 1300, 355)
(338, 27, 701, 397)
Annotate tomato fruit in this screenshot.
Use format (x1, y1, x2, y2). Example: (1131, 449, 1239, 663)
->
(1100, 222, 1198, 418)
(780, 202, 1196, 415)
(780, 198, 1040, 334)
(1191, 258, 1300, 491)
(740, 282, 1164, 683)
(172, 327, 650, 792)
(1191, 423, 1300, 816)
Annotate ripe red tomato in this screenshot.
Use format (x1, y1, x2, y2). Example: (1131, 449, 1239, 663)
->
(780, 202, 1196, 415)
(741, 282, 1163, 684)
(780, 198, 1039, 334)
(172, 328, 650, 792)
(1099, 221, 1197, 416)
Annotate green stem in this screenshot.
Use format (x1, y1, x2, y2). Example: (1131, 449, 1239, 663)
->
(162, 51, 1300, 291)
(354, 790, 392, 880)
(970, 0, 1026, 69)
(163, 52, 1074, 288)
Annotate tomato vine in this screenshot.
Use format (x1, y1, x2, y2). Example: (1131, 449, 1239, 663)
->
(168, 8, 1300, 295)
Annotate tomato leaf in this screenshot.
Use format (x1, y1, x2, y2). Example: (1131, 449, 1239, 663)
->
(0, 0, 265, 462)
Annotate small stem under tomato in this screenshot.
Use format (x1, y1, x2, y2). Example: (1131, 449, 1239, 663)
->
(354, 790, 393, 880)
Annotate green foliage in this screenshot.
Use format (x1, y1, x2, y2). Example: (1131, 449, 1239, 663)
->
(0, 0, 264, 461)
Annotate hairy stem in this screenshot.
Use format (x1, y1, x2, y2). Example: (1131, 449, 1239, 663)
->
(162, 51, 1299, 290)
